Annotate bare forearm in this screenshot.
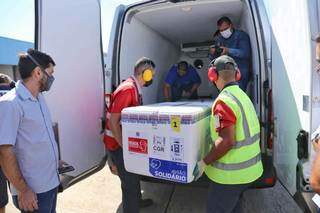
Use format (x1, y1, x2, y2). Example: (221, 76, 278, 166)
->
(203, 137, 233, 165)
(191, 84, 199, 94)
(164, 85, 171, 101)
(0, 145, 29, 193)
(311, 153, 320, 193)
(109, 120, 122, 146)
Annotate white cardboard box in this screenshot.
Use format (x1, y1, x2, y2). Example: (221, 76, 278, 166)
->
(121, 101, 212, 183)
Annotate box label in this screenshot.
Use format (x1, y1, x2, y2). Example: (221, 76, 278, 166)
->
(170, 116, 181, 132)
(152, 136, 166, 155)
(128, 137, 148, 154)
(170, 137, 184, 162)
(149, 158, 187, 183)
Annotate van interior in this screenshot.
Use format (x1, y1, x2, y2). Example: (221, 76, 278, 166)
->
(118, 0, 261, 112)
(117, 0, 275, 188)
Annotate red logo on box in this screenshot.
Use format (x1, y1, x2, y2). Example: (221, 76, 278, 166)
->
(128, 137, 148, 154)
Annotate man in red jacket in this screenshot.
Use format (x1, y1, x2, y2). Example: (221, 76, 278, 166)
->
(104, 57, 155, 213)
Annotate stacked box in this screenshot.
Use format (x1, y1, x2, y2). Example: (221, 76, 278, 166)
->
(121, 100, 212, 183)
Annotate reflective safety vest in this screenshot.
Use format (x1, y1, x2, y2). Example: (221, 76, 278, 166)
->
(204, 85, 263, 184)
(103, 77, 142, 151)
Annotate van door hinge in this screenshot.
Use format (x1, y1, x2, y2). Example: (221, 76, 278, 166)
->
(297, 130, 309, 159)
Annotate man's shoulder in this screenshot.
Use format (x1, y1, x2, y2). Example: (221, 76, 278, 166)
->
(115, 79, 136, 94)
(0, 89, 19, 104)
(0, 89, 21, 114)
(234, 29, 249, 38)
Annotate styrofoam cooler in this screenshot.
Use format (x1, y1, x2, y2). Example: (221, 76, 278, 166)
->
(121, 100, 212, 183)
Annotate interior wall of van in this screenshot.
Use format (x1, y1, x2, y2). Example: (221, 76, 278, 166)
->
(119, 17, 180, 104)
(119, 0, 261, 110)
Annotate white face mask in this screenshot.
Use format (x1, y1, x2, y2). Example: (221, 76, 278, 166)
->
(220, 27, 232, 39)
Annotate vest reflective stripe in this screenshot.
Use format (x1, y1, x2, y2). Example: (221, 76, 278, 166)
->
(205, 85, 263, 185)
(234, 133, 260, 149)
(212, 152, 261, 171)
(222, 91, 259, 150)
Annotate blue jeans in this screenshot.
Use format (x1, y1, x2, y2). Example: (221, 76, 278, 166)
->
(13, 187, 58, 213)
(171, 83, 198, 101)
(206, 181, 250, 213)
(109, 148, 141, 213)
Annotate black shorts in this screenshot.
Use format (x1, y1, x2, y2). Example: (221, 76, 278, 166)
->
(0, 167, 8, 208)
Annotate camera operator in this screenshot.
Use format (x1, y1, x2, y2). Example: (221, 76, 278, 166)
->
(209, 16, 251, 91)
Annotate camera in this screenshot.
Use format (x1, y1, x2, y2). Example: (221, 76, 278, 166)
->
(210, 44, 223, 59)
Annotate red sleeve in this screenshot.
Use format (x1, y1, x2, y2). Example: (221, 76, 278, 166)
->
(109, 88, 133, 113)
(213, 100, 237, 132)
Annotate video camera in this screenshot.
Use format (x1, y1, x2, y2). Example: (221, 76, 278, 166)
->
(210, 44, 223, 59)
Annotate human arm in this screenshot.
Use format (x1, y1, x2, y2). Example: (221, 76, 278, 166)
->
(311, 139, 320, 193)
(108, 87, 134, 146)
(163, 66, 177, 101)
(193, 101, 236, 180)
(0, 101, 38, 211)
(109, 113, 122, 146)
(0, 146, 38, 211)
(163, 83, 171, 101)
(203, 125, 235, 164)
(184, 67, 201, 97)
(227, 32, 251, 59)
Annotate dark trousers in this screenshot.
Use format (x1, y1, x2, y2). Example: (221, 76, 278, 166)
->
(13, 187, 58, 213)
(109, 148, 141, 213)
(238, 68, 249, 92)
(206, 181, 250, 213)
(171, 83, 198, 101)
(0, 167, 8, 208)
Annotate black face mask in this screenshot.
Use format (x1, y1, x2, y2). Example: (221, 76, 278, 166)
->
(144, 79, 153, 87)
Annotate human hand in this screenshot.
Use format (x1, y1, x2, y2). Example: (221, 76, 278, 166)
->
(18, 187, 38, 212)
(221, 47, 229, 55)
(182, 91, 192, 98)
(313, 138, 320, 152)
(193, 160, 206, 181)
(109, 164, 118, 175)
(164, 97, 171, 102)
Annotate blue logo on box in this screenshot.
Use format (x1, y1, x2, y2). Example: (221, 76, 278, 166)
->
(149, 158, 187, 183)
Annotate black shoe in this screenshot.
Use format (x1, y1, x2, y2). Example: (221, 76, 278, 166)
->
(139, 198, 153, 208)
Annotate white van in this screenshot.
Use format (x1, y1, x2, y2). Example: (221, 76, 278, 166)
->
(36, 0, 319, 211)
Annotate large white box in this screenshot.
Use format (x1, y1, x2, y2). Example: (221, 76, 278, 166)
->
(121, 101, 212, 183)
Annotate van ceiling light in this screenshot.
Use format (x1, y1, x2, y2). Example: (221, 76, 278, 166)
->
(181, 6, 192, 12)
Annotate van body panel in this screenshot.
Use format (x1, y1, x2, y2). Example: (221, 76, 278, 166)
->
(36, 0, 106, 179)
(105, 5, 126, 92)
(263, 0, 312, 195)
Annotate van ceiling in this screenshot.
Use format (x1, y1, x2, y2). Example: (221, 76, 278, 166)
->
(133, 0, 244, 45)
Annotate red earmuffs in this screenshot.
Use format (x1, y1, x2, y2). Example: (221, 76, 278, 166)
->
(207, 66, 241, 82)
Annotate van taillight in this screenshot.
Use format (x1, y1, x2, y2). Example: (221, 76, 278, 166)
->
(267, 89, 274, 149)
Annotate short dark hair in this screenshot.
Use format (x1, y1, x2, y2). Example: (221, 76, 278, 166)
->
(316, 35, 320, 43)
(18, 49, 55, 80)
(134, 57, 155, 75)
(177, 61, 188, 70)
(0, 74, 12, 84)
(217, 16, 232, 26)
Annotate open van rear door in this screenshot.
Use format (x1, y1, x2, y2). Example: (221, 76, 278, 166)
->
(263, 0, 312, 195)
(36, 0, 106, 190)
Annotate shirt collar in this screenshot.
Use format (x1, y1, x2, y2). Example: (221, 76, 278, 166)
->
(222, 82, 239, 91)
(16, 80, 38, 102)
(131, 75, 142, 95)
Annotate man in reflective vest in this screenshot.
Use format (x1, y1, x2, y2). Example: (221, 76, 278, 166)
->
(193, 55, 263, 213)
(104, 57, 155, 213)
